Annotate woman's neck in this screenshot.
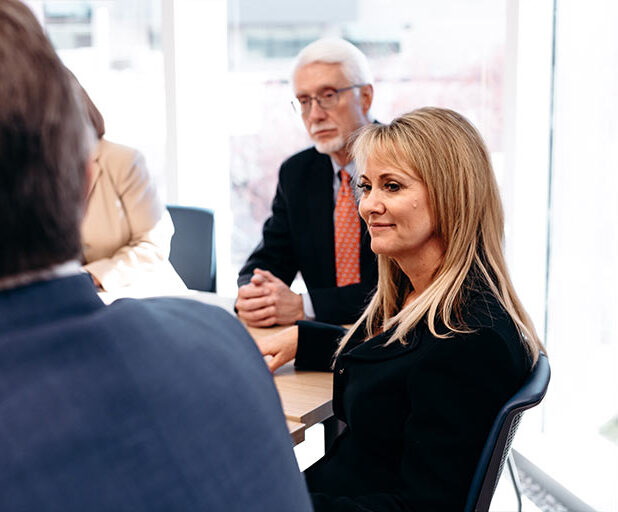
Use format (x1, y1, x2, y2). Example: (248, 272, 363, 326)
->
(397, 238, 445, 304)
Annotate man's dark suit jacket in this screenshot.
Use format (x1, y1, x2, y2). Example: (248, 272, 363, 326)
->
(0, 273, 312, 512)
(294, 288, 531, 511)
(238, 147, 378, 325)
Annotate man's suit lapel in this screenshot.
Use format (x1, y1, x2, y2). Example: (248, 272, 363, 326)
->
(301, 152, 337, 286)
(301, 150, 375, 288)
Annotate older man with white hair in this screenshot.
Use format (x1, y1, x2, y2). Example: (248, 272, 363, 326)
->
(237, 38, 378, 327)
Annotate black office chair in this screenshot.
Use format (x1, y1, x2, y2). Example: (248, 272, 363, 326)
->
(167, 205, 216, 292)
(464, 352, 551, 512)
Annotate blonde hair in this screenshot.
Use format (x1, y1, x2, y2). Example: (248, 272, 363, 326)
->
(337, 107, 543, 364)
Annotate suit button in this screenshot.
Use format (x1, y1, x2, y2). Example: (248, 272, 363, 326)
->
(338, 368, 344, 375)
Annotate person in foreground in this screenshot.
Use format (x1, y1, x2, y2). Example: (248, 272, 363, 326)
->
(0, 2, 311, 511)
(258, 107, 545, 511)
(236, 38, 378, 327)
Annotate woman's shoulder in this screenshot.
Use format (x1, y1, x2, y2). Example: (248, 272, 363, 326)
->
(96, 139, 141, 169)
(436, 288, 531, 374)
(459, 287, 516, 337)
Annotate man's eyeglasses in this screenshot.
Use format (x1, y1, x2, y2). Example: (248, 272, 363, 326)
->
(291, 84, 367, 116)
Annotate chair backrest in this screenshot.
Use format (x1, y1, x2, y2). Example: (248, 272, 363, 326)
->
(464, 352, 551, 512)
(167, 205, 216, 292)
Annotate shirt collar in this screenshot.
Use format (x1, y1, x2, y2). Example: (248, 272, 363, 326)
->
(330, 157, 357, 180)
(0, 260, 82, 292)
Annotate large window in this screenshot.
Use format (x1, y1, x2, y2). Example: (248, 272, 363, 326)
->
(29, 0, 167, 197)
(501, 1, 618, 509)
(533, 1, 618, 508)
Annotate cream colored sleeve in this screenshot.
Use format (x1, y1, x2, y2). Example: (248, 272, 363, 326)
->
(84, 150, 178, 291)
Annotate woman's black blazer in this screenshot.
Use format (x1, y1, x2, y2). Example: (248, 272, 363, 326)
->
(295, 289, 531, 511)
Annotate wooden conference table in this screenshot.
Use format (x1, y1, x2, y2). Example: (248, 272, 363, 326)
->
(99, 289, 336, 446)
(244, 324, 335, 446)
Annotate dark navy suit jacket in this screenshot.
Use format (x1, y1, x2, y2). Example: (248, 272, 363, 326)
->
(0, 274, 312, 512)
(238, 147, 378, 324)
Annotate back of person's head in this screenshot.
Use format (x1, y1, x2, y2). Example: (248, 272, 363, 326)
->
(344, 107, 543, 362)
(293, 37, 373, 86)
(0, 0, 92, 279)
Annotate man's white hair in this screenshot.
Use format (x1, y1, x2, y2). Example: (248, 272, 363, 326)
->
(292, 37, 373, 85)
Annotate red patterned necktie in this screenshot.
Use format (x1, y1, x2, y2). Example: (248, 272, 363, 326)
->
(334, 169, 361, 287)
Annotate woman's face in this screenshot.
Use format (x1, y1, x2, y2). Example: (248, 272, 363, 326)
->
(358, 155, 442, 269)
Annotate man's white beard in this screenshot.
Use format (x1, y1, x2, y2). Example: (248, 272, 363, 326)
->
(314, 134, 345, 155)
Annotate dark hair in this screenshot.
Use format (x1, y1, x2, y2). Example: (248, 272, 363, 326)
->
(81, 86, 105, 139)
(66, 69, 105, 139)
(0, 0, 92, 278)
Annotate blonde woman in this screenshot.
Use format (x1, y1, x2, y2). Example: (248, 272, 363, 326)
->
(258, 107, 545, 511)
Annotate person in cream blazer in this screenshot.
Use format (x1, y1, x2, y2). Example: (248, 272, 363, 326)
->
(81, 138, 184, 292)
